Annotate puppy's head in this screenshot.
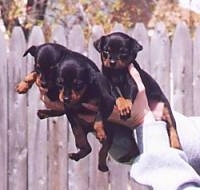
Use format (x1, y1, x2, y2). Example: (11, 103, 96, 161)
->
(94, 32, 142, 69)
(58, 62, 91, 105)
(24, 43, 66, 89)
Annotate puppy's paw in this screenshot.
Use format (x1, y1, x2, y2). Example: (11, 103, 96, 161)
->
(37, 110, 49, 119)
(15, 81, 30, 94)
(116, 97, 132, 120)
(94, 121, 106, 142)
(68, 153, 80, 161)
(98, 164, 109, 172)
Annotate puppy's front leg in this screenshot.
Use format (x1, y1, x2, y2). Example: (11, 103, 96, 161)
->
(93, 112, 106, 142)
(98, 132, 113, 172)
(16, 71, 38, 93)
(116, 97, 132, 120)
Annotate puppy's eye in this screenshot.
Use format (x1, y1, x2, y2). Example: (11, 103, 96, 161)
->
(73, 81, 85, 91)
(102, 51, 109, 59)
(120, 53, 129, 59)
(57, 78, 64, 88)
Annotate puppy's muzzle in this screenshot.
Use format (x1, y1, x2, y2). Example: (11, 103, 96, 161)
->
(64, 97, 70, 104)
(59, 88, 71, 104)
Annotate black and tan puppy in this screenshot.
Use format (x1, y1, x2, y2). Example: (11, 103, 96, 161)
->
(94, 32, 181, 149)
(16, 43, 139, 171)
(56, 53, 140, 168)
(16, 43, 112, 171)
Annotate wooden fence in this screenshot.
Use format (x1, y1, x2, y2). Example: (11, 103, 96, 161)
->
(0, 22, 200, 190)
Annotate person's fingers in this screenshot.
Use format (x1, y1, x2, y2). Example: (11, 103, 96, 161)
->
(39, 87, 48, 95)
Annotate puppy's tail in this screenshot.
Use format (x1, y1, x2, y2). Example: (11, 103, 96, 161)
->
(23, 46, 37, 57)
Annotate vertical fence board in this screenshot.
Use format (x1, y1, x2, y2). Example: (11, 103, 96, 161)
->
(107, 25, 129, 190)
(150, 22, 171, 99)
(27, 26, 48, 190)
(48, 117, 68, 190)
(132, 23, 150, 73)
(88, 25, 109, 190)
(0, 30, 8, 190)
(67, 24, 89, 190)
(88, 25, 104, 70)
(193, 25, 200, 115)
(87, 134, 109, 190)
(130, 179, 150, 190)
(48, 25, 68, 190)
(51, 25, 67, 46)
(8, 26, 27, 190)
(68, 24, 86, 54)
(109, 160, 130, 190)
(112, 23, 126, 33)
(171, 22, 193, 114)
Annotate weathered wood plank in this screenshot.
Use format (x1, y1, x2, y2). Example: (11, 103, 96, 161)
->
(27, 26, 48, 190)
(130, 179, 150, 190)
(48, 117, 68, 190)
(132, 23, 150, 72)
(0, 30, 8, 190)
(51, 25, 67, 46)
(193, 25, 200, 115)
(109, 159, 130, 190)
(88, 25, 109, 190)
(112, 23, 126, 33)
(88, 25, 104, 70)
(150, 22, 171, 99)
(48, 25, 68, 190)
(8, 26, 27, 190)
(68, 24, 86, 54)
(67, 24, 89, 190)
(171, 22, 193, 114)
(87, 134, 109, 190)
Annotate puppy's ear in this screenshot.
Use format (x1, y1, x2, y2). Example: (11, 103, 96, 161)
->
(23, 46, 37, 57)
(131, 39, 143, 53)
(93, 36, 105, 52)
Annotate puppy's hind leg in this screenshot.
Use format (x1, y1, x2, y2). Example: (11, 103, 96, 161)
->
(162, 104, 182, 150)
(69, 125, 92, 161)
(150, 101, 182, 150)
(98, 133, 113, 172)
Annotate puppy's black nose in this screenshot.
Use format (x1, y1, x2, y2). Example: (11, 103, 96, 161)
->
(110, 59, 116, 67)
(64, 97, 70, 104)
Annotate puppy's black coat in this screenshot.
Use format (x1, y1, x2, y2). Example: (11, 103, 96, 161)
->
(94, 32, 181, 149)
(22, 43, 139, 171)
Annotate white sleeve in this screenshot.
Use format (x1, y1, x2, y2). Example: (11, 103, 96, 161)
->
(130, 120, 200, 190)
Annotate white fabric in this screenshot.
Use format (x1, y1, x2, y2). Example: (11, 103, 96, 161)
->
(174, 111, 200, 173)
(130, 112, 200, 190)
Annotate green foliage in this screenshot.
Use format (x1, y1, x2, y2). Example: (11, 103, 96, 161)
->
(1, 0, 200, 39)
